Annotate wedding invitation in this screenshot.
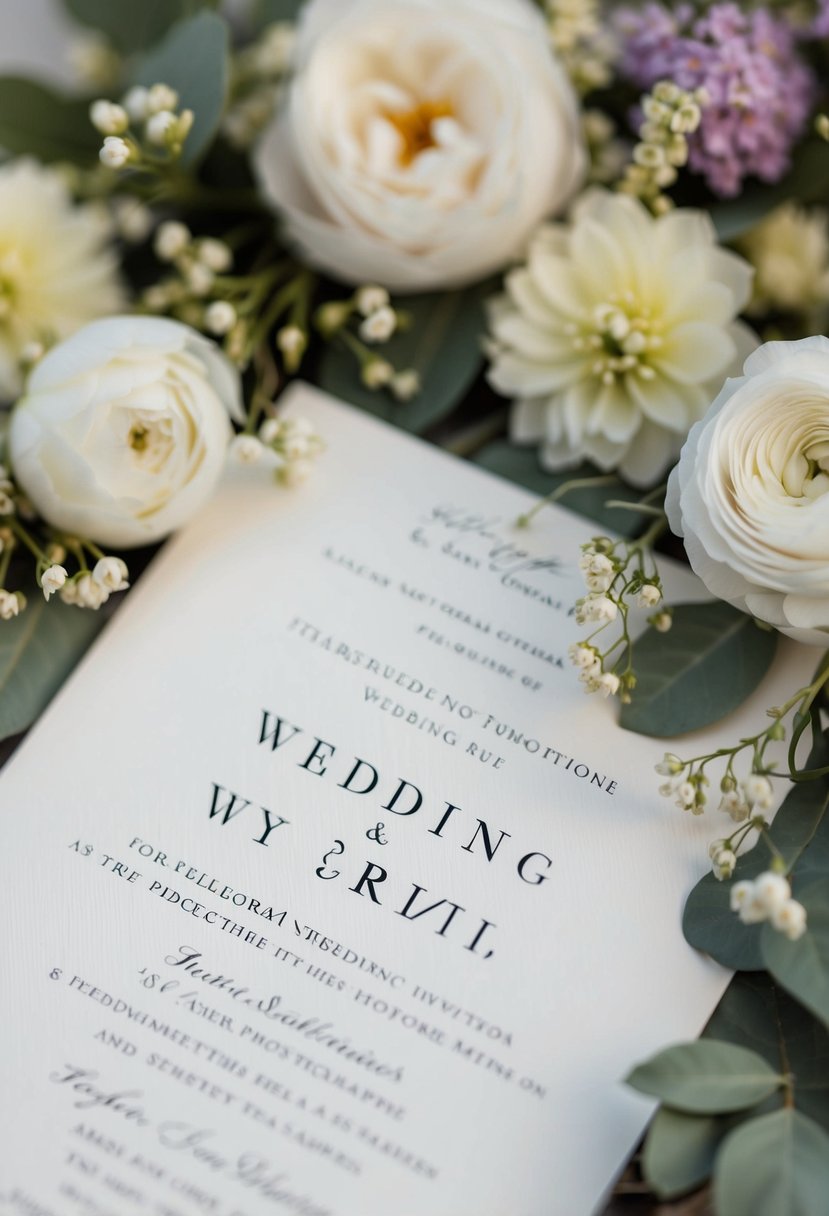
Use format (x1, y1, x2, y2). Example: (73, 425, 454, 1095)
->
(0, 386, 815, 1216)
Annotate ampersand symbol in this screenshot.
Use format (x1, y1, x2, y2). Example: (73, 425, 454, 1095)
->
(316, 839, 345, 880)
(366, 822, 388, 845)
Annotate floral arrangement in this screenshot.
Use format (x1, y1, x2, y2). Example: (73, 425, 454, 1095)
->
(1, 0, 828, 1209)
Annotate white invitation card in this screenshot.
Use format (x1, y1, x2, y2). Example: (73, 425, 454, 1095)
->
(0, 385, 814, 1216)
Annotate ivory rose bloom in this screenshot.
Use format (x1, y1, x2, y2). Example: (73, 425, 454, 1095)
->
(488, 191, 757, 486)
(254, 0, 585, 292)
(0, 158, 123, 397)
(666, 338, 829, 647)
(9, 317, 243, 548)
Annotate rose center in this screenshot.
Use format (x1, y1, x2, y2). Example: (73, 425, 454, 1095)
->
(384, 100, 454, 167)
(566, 297, 665, 387)
(782, 439, 829, 500)
(126, 413, 174, 471)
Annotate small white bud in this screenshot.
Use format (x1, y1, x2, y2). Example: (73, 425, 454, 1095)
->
(122, 85, 150, 122)
(146, 110, 177, 146)
(597, 672, 620, 698)
(719, 791, 750, 823)
(90, 99, 128, 136)
(355, 285, 390, 316)
(652, 611, 672, 632)
(730, 880, 756, 913)
(186, 263, 214, 297)
(0, 491, 15, 515)
(359, 306, 397, 344)
(154, 221, 191, 262)
(0, 588, 20, 620)
(568, 643, 597, 670)
(230, 435, 264, 465)
(743, 774, 774, 811)
(276, 325, 307, 372)
(277, 458, 313, 487)
(99, 136, 131, 168)
(753, 872, 791, 915)
(198, 239, 232, 273)
(74, 573, 110, 610)
(147, 83, 179, 114)
(204, 301, 237, 336)
(637, 583, 662, 608)
(712, 848, 737, 881)
(362, 358, 394, 389)
(92, 556, 129, 592)
(41, 565, 68, 601)
(771, 899, 807, 941)
(391, 369, 420, 401)
(112, 197, 153, 243)
(655, 752, 684, 776)
(676, 781, 696, 810)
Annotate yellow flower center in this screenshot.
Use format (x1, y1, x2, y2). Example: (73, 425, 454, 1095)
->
(566, 295, 665, 386)
(385, 100, 454, 167)
(126, 412, 174, 472)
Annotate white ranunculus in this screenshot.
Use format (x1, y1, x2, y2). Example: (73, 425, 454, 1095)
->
(9, 316, 243, 548)
(666, 337, 829, 647)
(488, 191, 757, 487)
(0, 158, 124, 397)
(254, 0, 585, 292)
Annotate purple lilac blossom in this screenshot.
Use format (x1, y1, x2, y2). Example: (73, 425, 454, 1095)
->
(615, 3, 815, 196)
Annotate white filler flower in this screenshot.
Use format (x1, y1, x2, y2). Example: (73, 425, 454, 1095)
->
(488, 191, 756, 486)
(0, 159, 123, 397)
(9, 317, 243, 548)
(254, 0, 585, 292)
(667, 337, 829, 647)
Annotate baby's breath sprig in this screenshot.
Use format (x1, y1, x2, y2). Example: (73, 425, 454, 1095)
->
(92, 83, 195, 173)
(567, 522, 669, 703)
(618, 80, 708, 215)
(655, 656, 829, 822)
(313, 285, 420, 401)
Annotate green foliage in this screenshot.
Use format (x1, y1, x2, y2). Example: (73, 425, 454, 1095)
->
(62, 0, 202, 55)
(714, 1109, 829, 1216)
(0, 78, 100, 164)
(132, 12, 229, 166)
(0, 595, 105, 741)
(706, 972, 829, 1134)
(619, 601, 778, 738)
(472, 443, 642, 538)
(642, 1108, 727, 1200)
(762, 881, 829, 1030)
(626, 1040, 782, 1114)
(317, 283, 492, 434)
(257, 0, 306, 21)
(683, 741, 829, 970)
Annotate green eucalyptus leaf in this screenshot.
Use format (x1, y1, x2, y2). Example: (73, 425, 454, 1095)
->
(0, 595, 105, 741)
(132, 11, 229, 166)
(62, 0, 197, 54)
(471, 443, 641, 538)
(705, 972, 829, 1133)
(316, 282, 492, 434)
(762, 881, 829, 1030)
(0, 77, 100, 164)
(714, 1108, 829, 1216)
(619, 601, 778, 738)
(683, 739, 829, 970)
(642, 1107, 726, 1199)
(626, 1040, 782, 1114)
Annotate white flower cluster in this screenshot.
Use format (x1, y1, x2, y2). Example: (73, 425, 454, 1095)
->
(656, 753, 775, 819)
(230, 416, 324, 487)
(93, 83, 194, 169)
(620, 80, 707, 214)
(739, 204, 829, 318)
(544, 0, 617, 95)
(568, 536, 668, 702)
(59, 557, 129, 611)
(731, 872, 807, 941)
(315, 287, 420, 400)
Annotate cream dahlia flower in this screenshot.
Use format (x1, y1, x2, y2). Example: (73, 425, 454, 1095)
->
(487, 191, 757, 486)
(0, 159, 123, 399)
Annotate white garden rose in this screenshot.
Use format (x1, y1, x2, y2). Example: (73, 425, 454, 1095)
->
(254, 0, 585, 292)
(9, 316, 243, 548)
(666, 337, 829, 647)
